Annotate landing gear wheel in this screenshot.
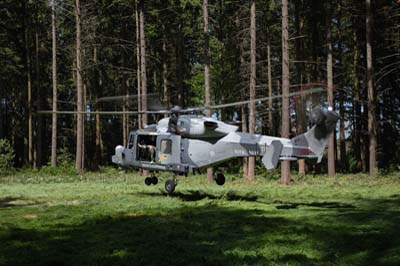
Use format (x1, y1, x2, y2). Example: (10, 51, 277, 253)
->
(215, 173, 226, 186)
(145, 177, 152, 186)
(165, 179, 176, 194)
(151, 176, 158, 185)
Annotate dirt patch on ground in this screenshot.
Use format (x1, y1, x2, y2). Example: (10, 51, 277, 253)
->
(22, 214, 38, 219)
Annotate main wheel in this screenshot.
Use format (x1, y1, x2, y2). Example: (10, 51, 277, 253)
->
(151, 176, 158, 185)
(215, 173, 226, 186)
(165, 179, 176, 194)
(145, 177, 152, 186)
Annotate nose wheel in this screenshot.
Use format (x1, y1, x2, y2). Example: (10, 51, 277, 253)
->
(165, 179, 176, 194)
(165, 174, 178, 194)
(214, 173, 225, 186)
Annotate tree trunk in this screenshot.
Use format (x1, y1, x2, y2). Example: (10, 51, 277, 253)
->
(139, 0, 147, 128)
(353, 32, 362, 171)
(176, 23, 184, 106)
(366, 0, 377, 176)
(203, 0, 214, 182)
(25, 4, 33, 167)
(162, 26, 169, 110)
(35, 23, 42, 168)
(337, 2, 346, 172)
(82, 81, 86, 170)
(267, 40, 273, 134)
(139, 0, 149, 176)
(51, 0, 57, 167)
(281, 0, 291, 185)
(135, 0, 141, 128)
(75, 0, 83, 174)
(122, 61, 129, 147)
(238, 16, 248, 178)
(247, 0, 256, 181)
(326, 6, 335, 177)
(93, 47, 103, 169)
(241, 104, 248, 177)
(295, 0, 305, 175)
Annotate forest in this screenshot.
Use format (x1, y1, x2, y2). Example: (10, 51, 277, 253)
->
(1, 1, 400, 265)
(0, 0, 399, 180)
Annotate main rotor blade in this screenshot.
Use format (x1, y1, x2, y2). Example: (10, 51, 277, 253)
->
(37, 87, 327, 115)
(96, 93, 157, 103)
(208, 87, 326, 110)
(36, 110, 170, 115)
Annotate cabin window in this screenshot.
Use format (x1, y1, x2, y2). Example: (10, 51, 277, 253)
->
(160, 139, 172, 154)
(137, 135, 157, 161)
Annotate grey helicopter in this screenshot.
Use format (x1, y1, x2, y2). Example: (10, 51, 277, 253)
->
(110, 89, 339, 194)
(39, 87, 338, 194)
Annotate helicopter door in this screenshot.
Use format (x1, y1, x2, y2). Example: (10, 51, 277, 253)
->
(157, 135, 181, 165)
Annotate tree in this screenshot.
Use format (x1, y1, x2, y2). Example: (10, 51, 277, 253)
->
(139, 0, 147, 128)
(162, 24, 169, 110)
(247, 0, 256, 181)
(267, 40, 273, 136)
(139, 0, 149, 176)
(34, 1, 42, 168)
(337, 1, 346, 171)
(366, 0, 377, 176)
(281, 0, 290, 185)
(326, 3, 335, 177)
(24, 1, 33, 166)
(135, 0, 141, 127)
(294, 0, 306, 175)
(203, 0, 214, 182)
(51, 0, 57, 167)
(75, 0, 84, 174)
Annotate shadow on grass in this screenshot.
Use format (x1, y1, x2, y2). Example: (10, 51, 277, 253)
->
(141, 190, 258, 202)
(0, 197, 399, 266)
(0, 206, 283, 266)
(0, 197, 38, 209)
(274, 201, 355, 210)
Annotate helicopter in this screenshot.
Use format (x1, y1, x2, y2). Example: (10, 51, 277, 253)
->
(39, 87, 338, 194)
(111, 94, 338, 194)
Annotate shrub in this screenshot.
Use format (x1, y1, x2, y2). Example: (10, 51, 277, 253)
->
(40, 147, 75, 176)
(0, 139, 15, 175)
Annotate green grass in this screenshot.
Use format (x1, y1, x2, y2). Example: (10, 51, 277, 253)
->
(0, 171, 400, 266)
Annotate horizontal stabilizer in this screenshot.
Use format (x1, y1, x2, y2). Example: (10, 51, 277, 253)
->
(262, 140, 283, 169)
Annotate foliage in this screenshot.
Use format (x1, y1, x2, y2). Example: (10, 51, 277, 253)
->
(255, 160, 281, 180)
(186, 63, 205, 106)
(346, 153, 360, 174)
(0, 139, 15, 175)
(40, 147, 75, 176)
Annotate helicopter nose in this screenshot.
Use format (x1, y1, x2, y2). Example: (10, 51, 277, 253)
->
(113, 145, 125, 164)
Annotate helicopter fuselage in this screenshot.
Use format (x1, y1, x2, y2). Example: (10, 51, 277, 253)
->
(112, 126, 317, 174)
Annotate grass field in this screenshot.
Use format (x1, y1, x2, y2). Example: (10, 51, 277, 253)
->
(0, 170, 399, 266)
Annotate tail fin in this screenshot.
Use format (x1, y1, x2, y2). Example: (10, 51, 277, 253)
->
(291, 108, 339, 162)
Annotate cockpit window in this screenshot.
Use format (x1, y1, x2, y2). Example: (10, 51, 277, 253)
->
(160, 139, 172, 154)
(128, 134, 134, 149)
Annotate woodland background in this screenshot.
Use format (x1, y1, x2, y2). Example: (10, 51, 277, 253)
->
(0, 0, 399, 182)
